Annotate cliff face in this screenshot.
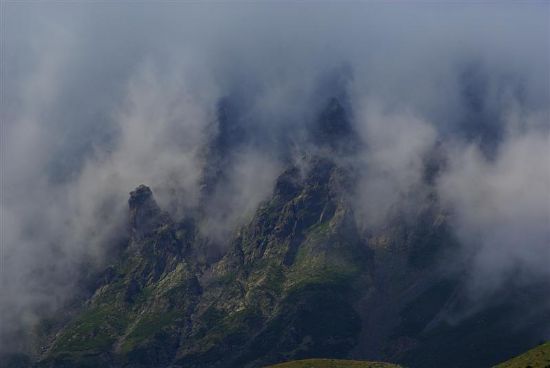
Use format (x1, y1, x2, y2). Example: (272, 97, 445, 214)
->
(38, 154, 371, 368)
(26, 98, 548, 368)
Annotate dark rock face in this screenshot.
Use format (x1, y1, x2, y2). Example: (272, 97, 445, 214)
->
(128, 184, 154, 208)
(128, 185, 169, 240)
(199, 98, 245, 200)
(454, 61, 525, 158)
(36, 154, 373, 368)
(311, 98, 360, 155)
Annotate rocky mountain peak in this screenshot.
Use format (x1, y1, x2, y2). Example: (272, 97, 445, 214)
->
(312, 97, 360, 155)
(129, 184, 154, 208)
(128, 184, 168, 240)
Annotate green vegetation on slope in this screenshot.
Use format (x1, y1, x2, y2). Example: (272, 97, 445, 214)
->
(495, 342, 550, 368)
(265, 358, 402, 368)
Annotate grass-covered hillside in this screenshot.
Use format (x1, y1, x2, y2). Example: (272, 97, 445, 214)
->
(495, 342, 550, 368)
(265, 359, 402, 368)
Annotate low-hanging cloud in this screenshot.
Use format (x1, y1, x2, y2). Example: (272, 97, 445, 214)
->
(438, 130, 550, 299)
(352, 100, 438, 229)
(1, 1, 549, 354)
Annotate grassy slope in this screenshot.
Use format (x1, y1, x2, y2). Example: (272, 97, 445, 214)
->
(495, 342, 550, 368)
(265, 359, 402, 368)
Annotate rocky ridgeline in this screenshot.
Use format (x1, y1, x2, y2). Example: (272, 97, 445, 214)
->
(14, 97, 547, 368)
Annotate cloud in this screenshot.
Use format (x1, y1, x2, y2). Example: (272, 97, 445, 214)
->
(1, 1, 549, 353)
(1, 55, 217, 352)
(352, 100, 438, 229)
(437, 130, 550, 299)
(200, 150, 283, 245)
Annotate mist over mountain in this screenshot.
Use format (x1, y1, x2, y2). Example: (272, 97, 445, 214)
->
(1, 2, 549, 367)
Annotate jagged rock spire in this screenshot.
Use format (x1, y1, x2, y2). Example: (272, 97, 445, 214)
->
(311, 97, 360, 155)
(128, 185, 168, 240)
(129, 184, 155, 209)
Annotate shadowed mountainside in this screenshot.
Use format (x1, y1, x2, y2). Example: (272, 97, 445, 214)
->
(4, 98, 547, 368)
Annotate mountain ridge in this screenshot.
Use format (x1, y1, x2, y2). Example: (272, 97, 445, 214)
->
(4, 98, 547, 368)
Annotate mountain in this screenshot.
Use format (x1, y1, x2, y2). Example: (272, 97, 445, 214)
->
(495, 342, 550, 368)
(37, 155, 371, 368)
(6, 98, 548, 368)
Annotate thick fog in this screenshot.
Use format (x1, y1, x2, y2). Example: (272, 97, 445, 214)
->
(1, 2, 549, 352)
